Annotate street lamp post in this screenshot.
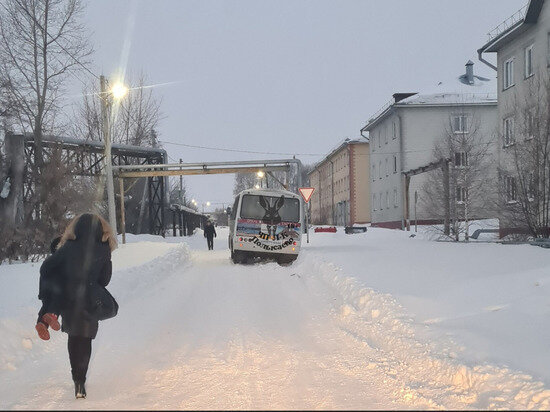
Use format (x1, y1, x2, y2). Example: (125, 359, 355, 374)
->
(100, 75, 128, 236)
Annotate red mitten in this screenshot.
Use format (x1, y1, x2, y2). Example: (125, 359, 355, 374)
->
(35, 322, 50, 340)
(42, 313, 60, 331)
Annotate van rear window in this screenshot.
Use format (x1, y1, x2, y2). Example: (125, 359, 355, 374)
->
(240, 195, 300, 222)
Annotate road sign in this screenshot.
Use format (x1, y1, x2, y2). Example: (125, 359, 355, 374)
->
(299, 187, 315, 203)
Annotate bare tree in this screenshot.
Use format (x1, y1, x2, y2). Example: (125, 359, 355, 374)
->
(0, 145, 97, 263)
(0, 0, 93, 208)
(422, 108, 496, 241)
(233, 172, 258, 196)
(73, 73, 162, 146)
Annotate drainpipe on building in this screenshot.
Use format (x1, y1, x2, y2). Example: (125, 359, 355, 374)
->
(348, 144, 353, 226)
(398, 113, 406, 230)
(329, 159, 335, 225)
(477, 48, 497, 71)
(318, 169, 322, 224)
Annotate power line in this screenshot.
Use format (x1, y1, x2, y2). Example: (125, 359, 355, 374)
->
(158, 140, 323, 157)
(159, 139, 501, 159)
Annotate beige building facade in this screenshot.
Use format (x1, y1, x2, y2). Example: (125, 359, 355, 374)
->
(308, 139, 370, 226)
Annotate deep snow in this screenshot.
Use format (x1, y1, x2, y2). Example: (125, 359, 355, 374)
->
(0, 227, 549, 410)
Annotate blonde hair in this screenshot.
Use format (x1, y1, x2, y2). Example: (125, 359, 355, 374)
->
(58, 214, 118, 252)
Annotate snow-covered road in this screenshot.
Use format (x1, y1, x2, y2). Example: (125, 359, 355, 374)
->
(1, 228, 550, 410)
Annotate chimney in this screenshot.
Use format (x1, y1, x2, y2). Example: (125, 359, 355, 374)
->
(465, 60, 474, 85)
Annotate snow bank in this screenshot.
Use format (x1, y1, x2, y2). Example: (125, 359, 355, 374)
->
(297, 252, 550, 409)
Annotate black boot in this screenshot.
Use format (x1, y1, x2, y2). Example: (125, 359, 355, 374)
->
(74, 380, 86, 399)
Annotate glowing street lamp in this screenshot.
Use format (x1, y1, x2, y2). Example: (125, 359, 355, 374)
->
(111, 82, 129, 100)
(256, 170, 265, 178)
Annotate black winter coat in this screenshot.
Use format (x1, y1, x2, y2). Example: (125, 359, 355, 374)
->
(39, 215, 113, 339)
(204, 225, 217, 238)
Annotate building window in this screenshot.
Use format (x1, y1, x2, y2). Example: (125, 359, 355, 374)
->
(392, 121, 397, 139)
(393, 155, 397, 173)
(372, 164, 376, 181)
(385, 126, 388, 144)
(378, 133, 381, 148)
(504, 58, 514, 89)
(373, 194, 377, 211)
(393, 188, 398, 207)
(456, 186, 468, 204)
(452, 115, 468, 133)
(525, 44, 534, 78)
(379, 192, 383, 210)
(379, 161, 382, 179)
(455, 152, 468, 167)
(385, 158, 389, 176)
(386, 191, 389, 208)
(504, 117, 515, 146)
(505, 176, 517, 203)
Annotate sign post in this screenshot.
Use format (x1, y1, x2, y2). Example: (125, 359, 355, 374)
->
(299, 187, 315, 244)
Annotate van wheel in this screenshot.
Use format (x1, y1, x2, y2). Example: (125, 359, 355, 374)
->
(232, 250, 243, 264)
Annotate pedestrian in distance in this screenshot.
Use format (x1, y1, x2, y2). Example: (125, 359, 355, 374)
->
(36, 213, 118, 399)
(204, 220, 217, 250)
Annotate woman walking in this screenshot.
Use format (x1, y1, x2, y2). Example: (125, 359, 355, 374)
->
(36, 213, 118, 399)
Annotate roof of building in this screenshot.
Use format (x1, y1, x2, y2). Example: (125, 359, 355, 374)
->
(397, 73, 496, 106)
(362, 62, 497, 132)
(308, 138, 368, 174)
(479, 0, 544, 53)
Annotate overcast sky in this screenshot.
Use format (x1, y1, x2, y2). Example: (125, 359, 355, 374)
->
(74, 0, 523, 211)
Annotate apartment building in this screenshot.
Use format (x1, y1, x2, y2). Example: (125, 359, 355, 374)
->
(361, 62, 498, 228)
(308, 139, 370, 226)
(478, 0, 548, 232)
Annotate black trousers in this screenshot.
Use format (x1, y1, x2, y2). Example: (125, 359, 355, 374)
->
(68, 336, 92, 383)
(206, 236, 214, 250)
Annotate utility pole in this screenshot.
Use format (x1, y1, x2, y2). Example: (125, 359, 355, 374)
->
(179, 158, 184, 204)
(100, 75, 118, 235)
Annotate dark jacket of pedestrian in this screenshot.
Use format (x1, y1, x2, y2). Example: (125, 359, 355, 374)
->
(39, 214, 117, 339)
(204, 223, 217, 238)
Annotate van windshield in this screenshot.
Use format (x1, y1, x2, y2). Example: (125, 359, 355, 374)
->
(240, 195, 300, 222)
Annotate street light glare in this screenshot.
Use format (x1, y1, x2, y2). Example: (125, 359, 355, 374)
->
(257, 171, 265, 178)
(206, 201, 211, 206)
(111, 82, 129, 100)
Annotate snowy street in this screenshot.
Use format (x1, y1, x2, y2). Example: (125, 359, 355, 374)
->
(1, 227, 550, 410)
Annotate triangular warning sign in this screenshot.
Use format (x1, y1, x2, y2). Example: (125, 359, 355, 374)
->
(299, 187, 315, 203)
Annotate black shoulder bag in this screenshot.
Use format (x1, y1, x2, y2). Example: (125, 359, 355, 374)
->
(87, 283, 119, 321)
